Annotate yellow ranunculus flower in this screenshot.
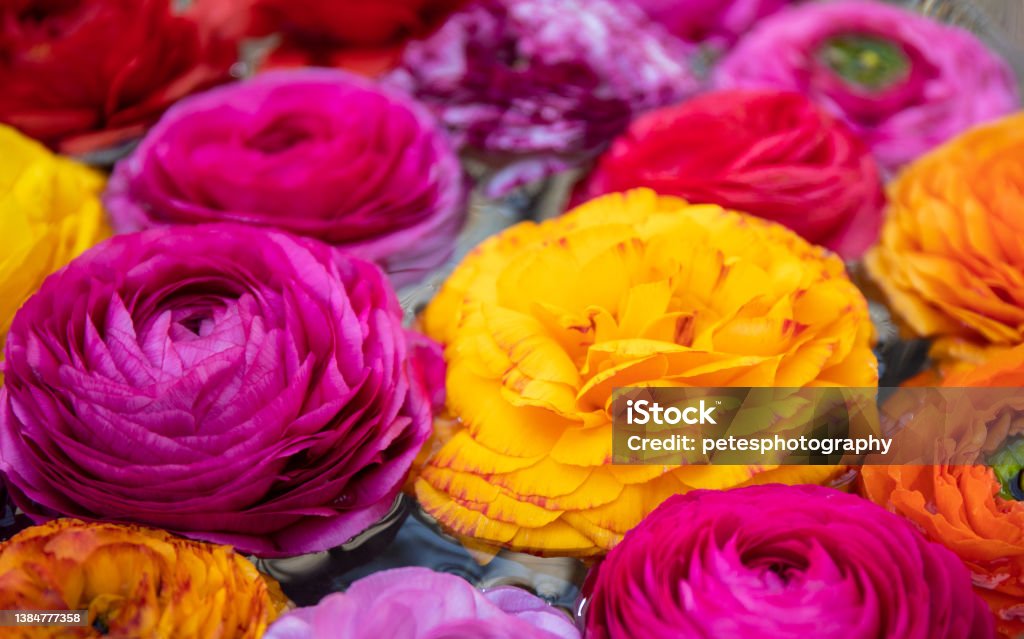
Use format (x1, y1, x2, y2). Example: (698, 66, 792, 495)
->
(417, 189, 877, 557)
(866, 113, 1024, 367)
(0, 125, 107, 373)
(0, 519, 288, 638)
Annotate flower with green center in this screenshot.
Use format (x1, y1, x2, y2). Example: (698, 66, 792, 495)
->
(715, 0, 1017, 171)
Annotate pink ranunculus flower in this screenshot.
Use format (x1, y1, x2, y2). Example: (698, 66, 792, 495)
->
(632, 0, 791, 50)
(585, 484, 994, 639)
(0, 225, 443, 557)
(264, 567, 580, 639)
(714, 0, 1018, 171)
(386, 0, 698, 194)
(105, 69, 465, 287)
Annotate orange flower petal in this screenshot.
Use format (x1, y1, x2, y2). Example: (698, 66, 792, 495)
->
(867, 113, 1024, 363)
(0, 519, 286, 638)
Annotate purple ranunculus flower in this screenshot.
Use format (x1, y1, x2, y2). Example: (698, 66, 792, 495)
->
(631, 0, 791, 50)
(105, 69, 465, 287)
(714, 0, 1018, 171)
(386, 0, 698, 194)
(264, 567, 580, 639)
(0, 224, 443, 557)
(585, 484, 994, 639)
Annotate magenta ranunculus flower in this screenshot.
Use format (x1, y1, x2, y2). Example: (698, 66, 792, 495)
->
(586, 484, 994, 639)
(714, 0, 1018, 171)
(632, 0, 790, 49)
(386, 0, 697, 192)
(264, 567, 580, 639)
(0, 225, 442, 557)
(105, 69, 465, 286)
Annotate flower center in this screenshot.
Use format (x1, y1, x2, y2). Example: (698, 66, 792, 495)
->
(176, 311, 212, 337)
(819, 33, 910, 91)
(744, 550, 807, 589)
(987, 436, 1024, 500)
(764, 561, 798, 584)
(247, 115, 320, 154)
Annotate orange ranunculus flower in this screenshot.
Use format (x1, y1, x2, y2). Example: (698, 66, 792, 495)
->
(860, 344, 1024, 639)
(866, 113, 1024, 367)
(0, 519, 288, 638)
(417, 189, 877, 557)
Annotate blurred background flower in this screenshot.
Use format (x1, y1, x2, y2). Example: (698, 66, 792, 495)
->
(386, 0, 698, 196)
(0, 125, 107, 380)
(0, 0, 236, 156)
(575, 89, 884, 259)
(0, 225, 442, 557)
(715, 0, 1018, 172)
(265, 567, 578, 638)
(105, 69, 465, 286)
(0, 519, 288, 638)
(631, 0, 790, 54)
(585, 484, 993, 638)
(191, 0, 466, 76)
(866, 112, 1024, 370)
(415, 189, 876, 557)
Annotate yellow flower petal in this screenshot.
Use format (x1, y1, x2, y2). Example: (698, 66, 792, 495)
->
(417, 189, 877, 556)
(0, 126, 108, 378)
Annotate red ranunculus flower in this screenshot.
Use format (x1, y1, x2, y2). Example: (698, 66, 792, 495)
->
(577, 90, 884, 258)
(191, 0, 466, 76)
(0, 0, 236, 155)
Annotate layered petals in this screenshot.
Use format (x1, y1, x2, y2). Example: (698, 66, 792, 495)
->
(416, 189, 876, 557)
(578, 90, 884, 258)
(0, 0, 235, 154)
(586, 485, 993, 638)
(866, 113, 1024, 364)
(106, 70, 465, 286)
(0, 225, 442, 557)
(0, 519, 288, 638)
(264, 567, 578, 639)
(0, 125, 108, 378)
(861, 344, 1024, 638)
(387, 0, 698, 166)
